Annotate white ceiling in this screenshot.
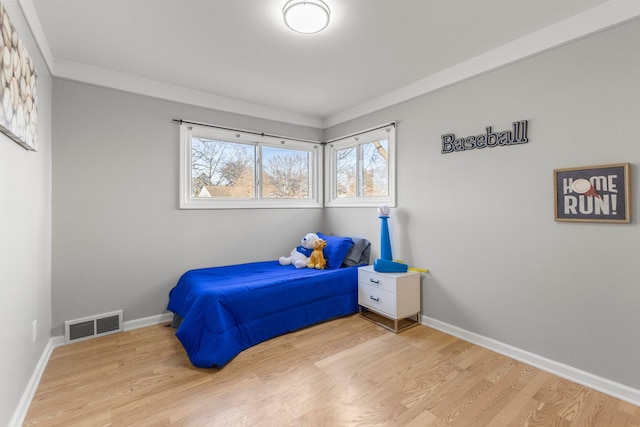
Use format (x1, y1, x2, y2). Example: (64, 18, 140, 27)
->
(23, 0, 640, 127)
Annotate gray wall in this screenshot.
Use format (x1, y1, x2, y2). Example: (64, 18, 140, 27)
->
(0, 4, 52, 425)
(51, 81, 324, 336)
(324, 20, 640, 389)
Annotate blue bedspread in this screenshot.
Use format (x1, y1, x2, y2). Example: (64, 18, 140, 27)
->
(167, 261, 359, 368)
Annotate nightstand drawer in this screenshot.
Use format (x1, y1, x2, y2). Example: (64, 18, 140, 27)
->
(358, 268, 397, 293)
(358, 283, 395, 317)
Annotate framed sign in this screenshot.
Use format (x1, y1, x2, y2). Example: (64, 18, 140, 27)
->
(554, 163, 631, 223)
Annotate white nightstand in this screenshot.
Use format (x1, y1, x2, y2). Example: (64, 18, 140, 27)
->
(357, 265, 421, 333)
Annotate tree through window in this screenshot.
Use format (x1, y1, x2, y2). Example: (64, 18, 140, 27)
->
(191, 138, 255, 198)
(325, 124, 396, 208)
(180, 124, 321, 209)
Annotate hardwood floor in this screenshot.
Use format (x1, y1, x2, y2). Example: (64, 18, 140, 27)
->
(24, 314, 640, 426)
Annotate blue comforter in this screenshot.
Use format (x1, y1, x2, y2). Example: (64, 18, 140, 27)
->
(167, 261, 359, 368)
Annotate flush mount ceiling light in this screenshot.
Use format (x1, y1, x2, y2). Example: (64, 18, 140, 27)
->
(283, 0, 330, 34)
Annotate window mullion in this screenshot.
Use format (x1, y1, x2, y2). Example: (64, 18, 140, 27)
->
(357, 143, 364, 197)
(256, 144, 262, 200)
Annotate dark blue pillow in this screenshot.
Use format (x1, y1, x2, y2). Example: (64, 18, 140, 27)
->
(316, 232, 354, 269)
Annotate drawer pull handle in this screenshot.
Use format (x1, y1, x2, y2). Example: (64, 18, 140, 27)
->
(370, 295, 380, 302)
(370, 278, 380, 284)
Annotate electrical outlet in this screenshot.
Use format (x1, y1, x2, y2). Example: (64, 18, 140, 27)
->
(32, 320, 37, 343)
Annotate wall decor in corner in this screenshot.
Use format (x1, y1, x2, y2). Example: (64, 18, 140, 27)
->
(0, 2, 38, 151)
(441, 120, 528, 154)
(554, 163, 631, 223)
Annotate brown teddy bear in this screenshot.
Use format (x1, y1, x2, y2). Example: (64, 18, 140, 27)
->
(307, 238, 327, 269)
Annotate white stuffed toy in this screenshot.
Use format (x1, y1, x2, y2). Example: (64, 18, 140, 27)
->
(279, 233, 319, 269)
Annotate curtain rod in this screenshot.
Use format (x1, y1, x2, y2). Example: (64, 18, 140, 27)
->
(173, 119, 323, 145)
(324, 121, 396, 144)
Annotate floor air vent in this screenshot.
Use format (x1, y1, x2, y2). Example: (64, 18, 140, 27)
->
(64, 310, 123, 343)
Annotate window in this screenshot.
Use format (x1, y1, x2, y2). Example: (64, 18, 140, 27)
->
(325, 125, 396, 207)
(180, 124, 322, 209)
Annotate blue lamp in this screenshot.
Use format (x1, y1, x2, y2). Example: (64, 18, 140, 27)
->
(373, 205, 408, 273)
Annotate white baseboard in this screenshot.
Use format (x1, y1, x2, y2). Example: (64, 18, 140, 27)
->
(15, 312, 639, 426)
(420, 314, 640, 407)
(9, 338, 56, 427)
(11, 312, 174, 427)
(124, 312, 173, 331)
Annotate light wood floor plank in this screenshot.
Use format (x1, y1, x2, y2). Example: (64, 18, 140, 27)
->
(24, 314, 640, 426)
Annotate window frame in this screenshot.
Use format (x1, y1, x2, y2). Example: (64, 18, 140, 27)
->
(180, 124, 322, 209)
(324, 125, 396, 208)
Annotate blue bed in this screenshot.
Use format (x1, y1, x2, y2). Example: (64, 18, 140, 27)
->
(167, 235, 370, 368)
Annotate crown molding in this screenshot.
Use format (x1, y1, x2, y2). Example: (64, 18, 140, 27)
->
(15, 0, 640, 130)
(322, 0, 640, 128)
(52, 59, 324, 128)
(16, 0, 324, 128)
(16, 0, 54, 74)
